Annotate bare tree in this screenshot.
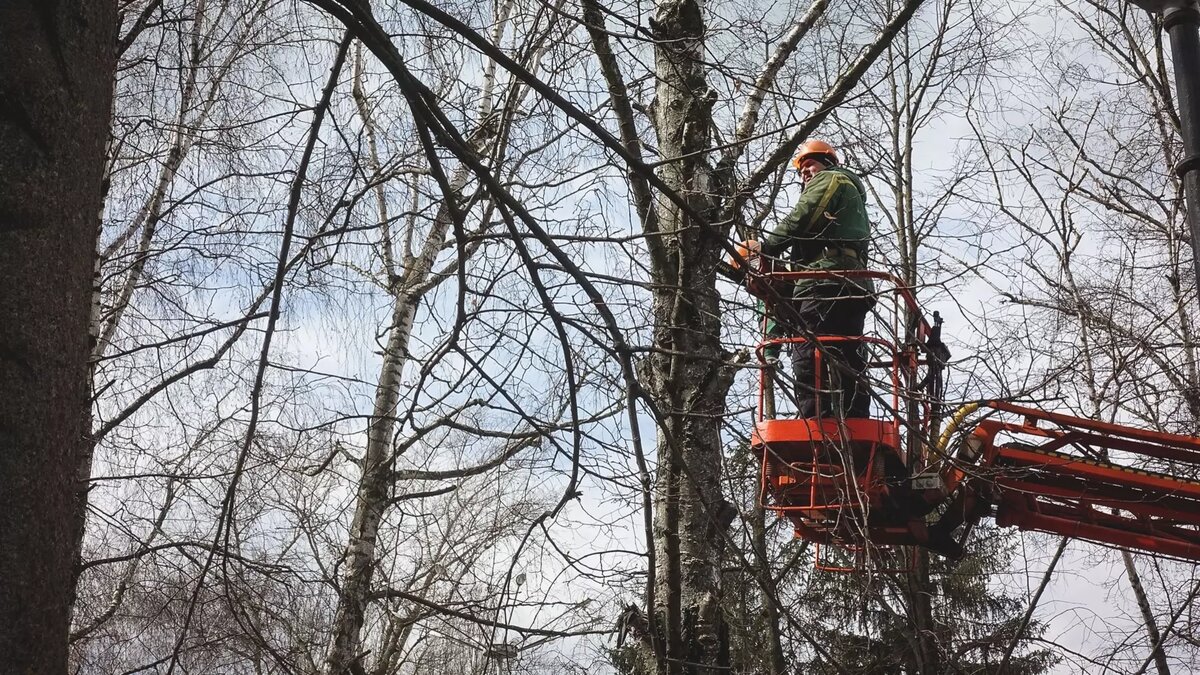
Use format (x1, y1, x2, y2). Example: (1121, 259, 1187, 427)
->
(963, 0, 1200, 671)
(576, 0, 934, 668)
(73, 0, 1200, 673)
(81, 1, 617, 672)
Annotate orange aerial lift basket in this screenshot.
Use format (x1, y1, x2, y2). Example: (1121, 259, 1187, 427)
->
(742, 262, 1200, 568)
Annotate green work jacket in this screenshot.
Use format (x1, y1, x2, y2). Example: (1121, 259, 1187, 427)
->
(759, 166, 873, 297)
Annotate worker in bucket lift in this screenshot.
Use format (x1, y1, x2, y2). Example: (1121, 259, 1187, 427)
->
(759, 139, 875, 419)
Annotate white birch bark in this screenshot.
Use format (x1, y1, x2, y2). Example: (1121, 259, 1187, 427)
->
(321, 10, 522, 669)
(1124, 551, 1172, 674)
(320, 166, 473, 675)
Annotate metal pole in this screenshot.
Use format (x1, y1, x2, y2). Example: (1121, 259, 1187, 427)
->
(1163, 4, 1200, 296)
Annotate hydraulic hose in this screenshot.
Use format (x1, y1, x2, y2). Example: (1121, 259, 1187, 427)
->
(936, 402, 983, 457)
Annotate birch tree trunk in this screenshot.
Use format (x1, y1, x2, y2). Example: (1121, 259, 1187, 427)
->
(1123, 552, 1172, 675)
(320, 166, 473, 675)
(0, 0, 115, 673)
(322, 19, 512, 665)
(643, 1, 735, 671)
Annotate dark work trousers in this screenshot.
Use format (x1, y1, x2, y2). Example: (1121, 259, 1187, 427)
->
(776, 285, 874, 418)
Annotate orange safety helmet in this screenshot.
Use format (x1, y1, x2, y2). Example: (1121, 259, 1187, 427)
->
(729, 239, 761, 271)
(791, 139, 838, 171)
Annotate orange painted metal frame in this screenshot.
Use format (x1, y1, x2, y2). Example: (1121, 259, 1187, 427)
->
(746, 265, 1200, 566)
(970, 401, 1200, 562)
(748, 269, 934, 565)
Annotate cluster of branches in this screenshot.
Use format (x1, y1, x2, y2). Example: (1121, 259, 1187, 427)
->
(4, 0, 1200, 673)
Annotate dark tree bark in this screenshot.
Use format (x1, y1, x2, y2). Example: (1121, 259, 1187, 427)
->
(0, 1, 116, 673)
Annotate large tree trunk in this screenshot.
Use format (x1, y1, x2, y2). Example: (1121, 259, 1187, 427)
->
(0, 1, 115, 673)
(643, 0, 734, 672)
